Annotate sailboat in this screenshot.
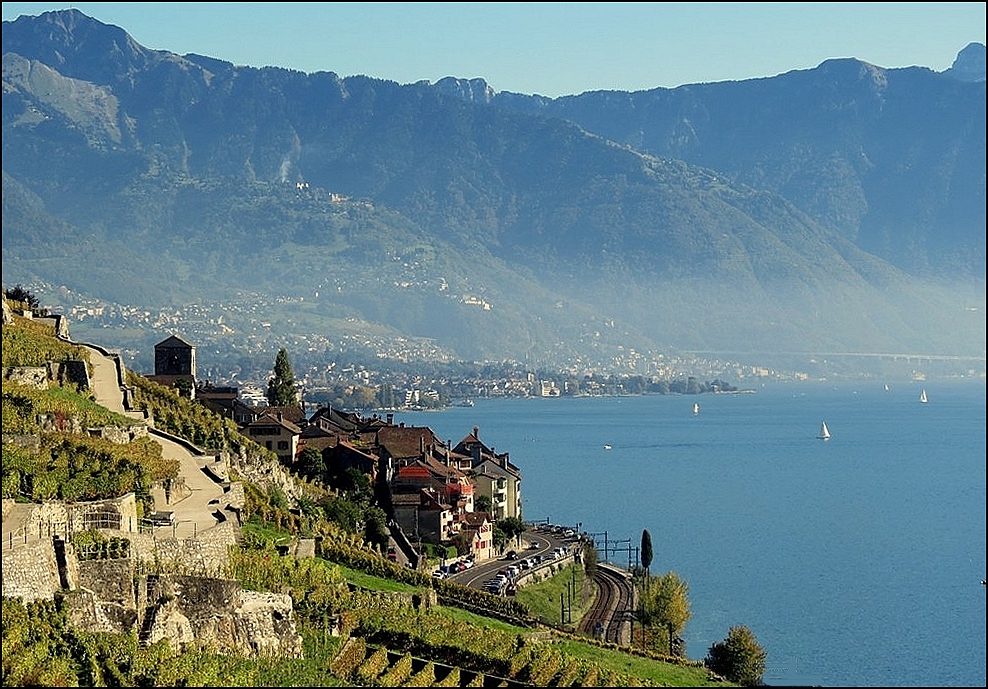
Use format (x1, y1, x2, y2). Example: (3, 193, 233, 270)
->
(693, 402, 700, 415)
(818, 421, 831, 440)
(919, 389, 928, 403)
(884, 383, 890, 393)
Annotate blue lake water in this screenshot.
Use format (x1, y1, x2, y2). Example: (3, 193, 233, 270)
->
(395, 380, 987, 687)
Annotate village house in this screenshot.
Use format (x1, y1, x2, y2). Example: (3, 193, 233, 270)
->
(242, 412, 303, 465)
(454, 427, 523, 521)
(458, 511, 494, 561)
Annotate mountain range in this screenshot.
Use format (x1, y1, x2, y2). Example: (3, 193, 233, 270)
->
(2, 9, 985, 378)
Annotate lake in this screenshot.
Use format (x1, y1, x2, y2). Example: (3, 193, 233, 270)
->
(395, 379, 987, 687)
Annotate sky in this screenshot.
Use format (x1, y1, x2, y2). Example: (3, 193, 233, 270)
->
(2, 2, 985, 97)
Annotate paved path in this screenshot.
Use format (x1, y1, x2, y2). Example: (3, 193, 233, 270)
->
(81, 344, 227, 538)
(86, 348, 127, 415)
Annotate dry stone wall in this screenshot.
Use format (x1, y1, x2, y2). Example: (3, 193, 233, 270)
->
(1, 538, 61, 603)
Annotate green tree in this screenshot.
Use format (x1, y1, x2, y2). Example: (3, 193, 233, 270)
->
(582, 543, 598, 578)
(497, 516, 527, 543)
(705, 625, 767, 686)
(638, 570, 692, 655)
(298, 446, 325, 479)
(491, 523, 508, 551)
(4, 284, 40, 309)
(641, 528, 653, 573)
(266, 348, 297, 406)
(474, 494, 492, 515)
(320, 495, 363, 533)
(362, 505, 389, 551)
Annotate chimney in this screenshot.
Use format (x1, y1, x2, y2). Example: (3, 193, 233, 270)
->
(387, 413, 394, 425)
(473, 425, 479, 439)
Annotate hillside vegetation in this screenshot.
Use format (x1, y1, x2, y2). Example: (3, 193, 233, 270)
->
(1, 306, 728, 687)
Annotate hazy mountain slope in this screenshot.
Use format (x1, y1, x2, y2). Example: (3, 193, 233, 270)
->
(2, 9, 984, 372)
(488, 49, 987, 279)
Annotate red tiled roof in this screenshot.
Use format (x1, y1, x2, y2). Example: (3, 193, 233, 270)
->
(398, 465, 431, 479)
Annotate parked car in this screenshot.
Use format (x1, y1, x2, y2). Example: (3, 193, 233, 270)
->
(505, 550, 518, 560)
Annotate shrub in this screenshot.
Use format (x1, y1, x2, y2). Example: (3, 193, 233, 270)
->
(705, 624, 767, 686)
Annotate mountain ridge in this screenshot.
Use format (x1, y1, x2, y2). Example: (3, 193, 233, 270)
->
(2, 9, 984, 378)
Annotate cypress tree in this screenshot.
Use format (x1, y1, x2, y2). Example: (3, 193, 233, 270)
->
(267, 348, 298, 406)
(641, 528, 654, 574)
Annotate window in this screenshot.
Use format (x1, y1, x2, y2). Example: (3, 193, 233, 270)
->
(277, 441, 289, 451)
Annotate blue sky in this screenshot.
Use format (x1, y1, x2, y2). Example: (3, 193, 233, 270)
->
(2, 2, 985, 97)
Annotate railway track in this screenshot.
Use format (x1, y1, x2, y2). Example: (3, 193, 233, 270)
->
(577, 563, 635, 645)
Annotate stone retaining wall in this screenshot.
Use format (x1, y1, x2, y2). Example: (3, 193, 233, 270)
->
(2, 538, 62, 603)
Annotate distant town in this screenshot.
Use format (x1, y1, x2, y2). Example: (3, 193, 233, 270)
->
(37, 282, 986, 412)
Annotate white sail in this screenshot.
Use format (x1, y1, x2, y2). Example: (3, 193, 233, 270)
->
(693, 402, 700, 414)
(819, 422, 831, 440)
(920, 389, 928, 403)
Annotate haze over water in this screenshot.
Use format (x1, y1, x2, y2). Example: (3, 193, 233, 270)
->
(397, 379, 987, 687)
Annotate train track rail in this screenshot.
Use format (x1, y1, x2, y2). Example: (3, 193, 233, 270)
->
(577, 563, 635, 645)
